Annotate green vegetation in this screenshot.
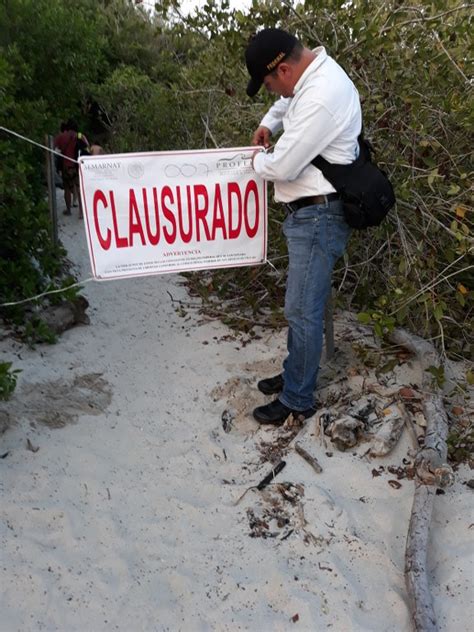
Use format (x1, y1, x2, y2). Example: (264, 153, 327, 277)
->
(0, 0, 183, 338)
(0, 0, 472, 364)
(0, 362, 21, 400)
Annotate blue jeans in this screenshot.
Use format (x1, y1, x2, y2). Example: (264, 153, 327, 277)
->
(279, 199, 351, 411)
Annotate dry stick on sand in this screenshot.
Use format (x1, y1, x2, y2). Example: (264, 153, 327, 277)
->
(390, 329, 454, 632)
(233, 461, 287, 506)
(294, 442, 323, 473)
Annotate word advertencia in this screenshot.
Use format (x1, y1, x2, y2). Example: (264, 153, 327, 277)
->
(92, 180, 261, 250)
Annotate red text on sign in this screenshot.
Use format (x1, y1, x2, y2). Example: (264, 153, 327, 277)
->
(92, 181, 260, 250)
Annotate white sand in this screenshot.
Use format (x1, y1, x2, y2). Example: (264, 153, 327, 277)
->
(0, 199, 472, 632)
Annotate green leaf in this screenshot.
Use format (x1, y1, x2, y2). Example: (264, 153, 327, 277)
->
(433, 304, 444, 320)
(427, 168, 439, 186)
(427, 366, 445, 388)
(357, 312, 372, 324)
(377, 357, 399, 374)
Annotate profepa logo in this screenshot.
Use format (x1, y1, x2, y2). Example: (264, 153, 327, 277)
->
(217, 153, 252, 171)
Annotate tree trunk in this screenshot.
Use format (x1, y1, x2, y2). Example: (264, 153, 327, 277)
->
(390, 329, 454, 632)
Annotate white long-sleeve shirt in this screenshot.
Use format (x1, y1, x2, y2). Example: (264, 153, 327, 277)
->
(253, 47, 362, 203)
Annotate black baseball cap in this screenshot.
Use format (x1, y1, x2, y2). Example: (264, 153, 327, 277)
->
(245, 28, 298, 97)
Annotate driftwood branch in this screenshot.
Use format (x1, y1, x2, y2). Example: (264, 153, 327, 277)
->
(294, 442, 323, 473)
(404, 484, 437, 631)
(390, 329, 454, 632)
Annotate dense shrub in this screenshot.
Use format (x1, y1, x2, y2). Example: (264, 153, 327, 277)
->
(159, 0, 473, 360)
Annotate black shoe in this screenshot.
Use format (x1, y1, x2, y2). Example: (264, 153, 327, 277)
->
(253, 398, 316, 426)
(257, 374, 284, 395)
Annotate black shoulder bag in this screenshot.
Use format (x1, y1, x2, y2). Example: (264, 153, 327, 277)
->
(311, 134, 395, 229)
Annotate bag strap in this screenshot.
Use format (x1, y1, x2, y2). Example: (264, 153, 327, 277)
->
(311, 131, 372, 178)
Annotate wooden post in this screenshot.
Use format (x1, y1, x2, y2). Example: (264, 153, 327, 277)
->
(45, 134, 58, 247)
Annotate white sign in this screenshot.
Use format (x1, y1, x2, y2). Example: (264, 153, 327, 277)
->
(79, 147, 267, 280)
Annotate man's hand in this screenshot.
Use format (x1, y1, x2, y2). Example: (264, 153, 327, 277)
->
(251, 126, 272, 148)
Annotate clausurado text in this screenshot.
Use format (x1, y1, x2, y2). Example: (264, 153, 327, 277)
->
(92, 180, 261, 250)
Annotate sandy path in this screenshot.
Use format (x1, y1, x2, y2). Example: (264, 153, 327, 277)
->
(0, 197, 472, 632)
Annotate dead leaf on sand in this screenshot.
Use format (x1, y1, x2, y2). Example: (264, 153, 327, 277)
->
(388, 479, 402, 489)
(398, 387, 418, 400)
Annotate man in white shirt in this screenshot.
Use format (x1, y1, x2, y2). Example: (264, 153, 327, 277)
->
(246, 28, 362, 425)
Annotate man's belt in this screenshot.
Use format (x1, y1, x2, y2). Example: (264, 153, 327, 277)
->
(285, 193, 340, 213)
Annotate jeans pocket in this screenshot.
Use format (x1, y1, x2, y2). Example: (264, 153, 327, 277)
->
(284, 211, 320, 241)
(291, 207, 322, 222)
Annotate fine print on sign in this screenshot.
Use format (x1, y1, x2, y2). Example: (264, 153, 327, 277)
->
(79, 147, 267, 280)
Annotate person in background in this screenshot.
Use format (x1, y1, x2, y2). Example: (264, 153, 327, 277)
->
(54, 119, 89, 218)
(89, 142, 106, 156)
(54, 122, 66, 175)
(246, 28, 361, 425)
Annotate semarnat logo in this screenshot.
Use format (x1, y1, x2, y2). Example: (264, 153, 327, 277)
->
(83, 161, 122, 171)
(127, 162, 145, 179)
